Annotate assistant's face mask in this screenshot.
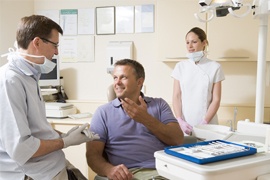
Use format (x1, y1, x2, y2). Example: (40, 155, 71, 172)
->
(186, 51, 204, 62)
(1, 45, 56, 74)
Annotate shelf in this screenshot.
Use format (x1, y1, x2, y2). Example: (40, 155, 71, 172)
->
(163, 57, 186, 62)
(163, 57, 270, 63)
(41, 88, 58, 95)
(47, 117, 89, 125)
(220, 103, 270, 108)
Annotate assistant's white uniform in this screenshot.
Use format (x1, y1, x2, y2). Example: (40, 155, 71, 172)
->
(171, 57, 225, 126)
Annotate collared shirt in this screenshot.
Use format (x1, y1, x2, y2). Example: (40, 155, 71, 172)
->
(0, 54, 65, 180)
(90, 95, 178, 169)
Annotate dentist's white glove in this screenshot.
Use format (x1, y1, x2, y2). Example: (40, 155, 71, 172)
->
(82, 129, 100, 140)
(177, 118, 193, 135)
(62, 123, 99, 148)
(60, 126, 78, 138)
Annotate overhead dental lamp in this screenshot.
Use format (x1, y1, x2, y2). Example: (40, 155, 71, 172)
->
(195, 0, 270, 124)
(195, 0, 252, 22)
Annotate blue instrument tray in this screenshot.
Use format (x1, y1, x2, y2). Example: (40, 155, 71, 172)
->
(164, 140, 257, 164)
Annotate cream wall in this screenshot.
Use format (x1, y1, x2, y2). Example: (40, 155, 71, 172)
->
(34, 0, 162, 102)
(0, 0, 269, 122)
(0, 0, 34, 66)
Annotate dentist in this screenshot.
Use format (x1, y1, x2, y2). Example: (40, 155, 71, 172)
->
(171, 27, 225, 135)
(0, 15, 98, 180)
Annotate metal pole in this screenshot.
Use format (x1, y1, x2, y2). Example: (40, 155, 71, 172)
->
(255, 14, 268, 123)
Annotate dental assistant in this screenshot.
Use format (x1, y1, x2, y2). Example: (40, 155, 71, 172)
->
(171, 27, 225, 135)
(0, 15, 99, 180)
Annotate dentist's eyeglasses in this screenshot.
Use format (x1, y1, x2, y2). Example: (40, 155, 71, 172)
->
(40, 37, 59, 48)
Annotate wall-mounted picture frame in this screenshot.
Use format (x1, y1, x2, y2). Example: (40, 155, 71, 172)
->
(116, 6, 134, 34)
(96, 6, 115, 35)
(135, 4, 155, 33)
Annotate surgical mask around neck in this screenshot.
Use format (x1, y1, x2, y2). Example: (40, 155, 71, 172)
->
(24, 54, 56, 74)
(1, 47, 56, 74)
(186, 51, 204, 62)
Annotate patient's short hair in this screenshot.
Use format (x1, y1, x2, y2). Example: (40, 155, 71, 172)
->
(114, 59, 145, 80)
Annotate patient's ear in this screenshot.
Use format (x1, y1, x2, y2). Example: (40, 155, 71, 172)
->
(137, 77, 144, 89)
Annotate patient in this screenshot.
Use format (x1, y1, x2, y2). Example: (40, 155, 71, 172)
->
(86, 59, 184, 180)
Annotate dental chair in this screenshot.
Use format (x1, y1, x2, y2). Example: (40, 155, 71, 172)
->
(107, 84, 116, 102)
(183, 136, 197, 144)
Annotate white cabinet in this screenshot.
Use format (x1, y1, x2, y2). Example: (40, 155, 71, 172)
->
(53, 123, 89, 178)
(49, 119, 96, 180)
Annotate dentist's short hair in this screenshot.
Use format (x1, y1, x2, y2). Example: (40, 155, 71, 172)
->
(16, 15, 63, 49)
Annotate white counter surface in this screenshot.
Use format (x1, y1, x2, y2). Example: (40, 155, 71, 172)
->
(47, 117, 90, 125)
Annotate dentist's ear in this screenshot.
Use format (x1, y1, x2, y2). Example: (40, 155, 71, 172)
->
(32, 37, 42, 49)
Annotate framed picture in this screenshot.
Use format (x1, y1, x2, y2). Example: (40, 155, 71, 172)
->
(116, 6, 134, 34)
(96, 6, 115, 35)
(135, 4, 155, 33)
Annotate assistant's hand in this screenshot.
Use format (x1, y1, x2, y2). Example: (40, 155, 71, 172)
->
(62, 123, 99, 148)
(200, 119, 208, 124)
(177, 118, 193, 135)
(107, 164, 133, 180)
